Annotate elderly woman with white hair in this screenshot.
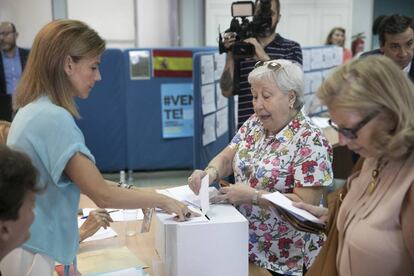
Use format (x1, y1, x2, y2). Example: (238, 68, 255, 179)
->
(188, 59, 333, 275)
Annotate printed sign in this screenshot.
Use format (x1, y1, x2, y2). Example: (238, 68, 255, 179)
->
(161, 83, 193, 138)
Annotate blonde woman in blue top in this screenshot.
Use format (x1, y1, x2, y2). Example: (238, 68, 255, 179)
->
(0, 19, 194, 276)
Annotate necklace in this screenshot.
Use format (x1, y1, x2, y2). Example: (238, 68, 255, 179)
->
(368, 158, 388, 195)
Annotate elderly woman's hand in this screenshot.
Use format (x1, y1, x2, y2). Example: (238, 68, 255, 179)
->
(211, 184, 256, 205)
(292, 202, 329, 224)
(79, 208, 113, 242)
(188, 169, 208, 195)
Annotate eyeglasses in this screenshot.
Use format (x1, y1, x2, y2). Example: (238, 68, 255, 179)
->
(254, 60, 282, 71)
(0, 31, 15, 37)
(328, 111, 379, 139)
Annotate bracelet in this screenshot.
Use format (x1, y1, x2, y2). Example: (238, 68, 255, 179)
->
(205, 165, 219, 183)
(252, 190, 261, 205)
(118, 182, 133, 189)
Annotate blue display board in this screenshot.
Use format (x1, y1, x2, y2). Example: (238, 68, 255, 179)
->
(192, 52, 234, 170)
(76, 47, 228, 172)
(76, 49, 127, 172)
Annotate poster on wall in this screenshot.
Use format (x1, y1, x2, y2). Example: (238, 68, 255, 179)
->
(153, 49, 192, 78)
(161, 83, 194, 139)
(129, 50, 151, 80)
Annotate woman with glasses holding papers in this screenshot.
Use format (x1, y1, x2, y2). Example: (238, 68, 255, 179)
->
(0, 20, 194, 276)
(294, 56, 414, 275)
(188, 59, 333, 276)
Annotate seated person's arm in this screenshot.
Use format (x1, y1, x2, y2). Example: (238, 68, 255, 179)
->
(79, 209, 113, 242)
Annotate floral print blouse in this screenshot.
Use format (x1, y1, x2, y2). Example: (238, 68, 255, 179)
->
(229, 110, 333, 275)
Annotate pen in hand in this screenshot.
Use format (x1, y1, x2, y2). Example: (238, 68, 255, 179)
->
(80, 209, 119, 219)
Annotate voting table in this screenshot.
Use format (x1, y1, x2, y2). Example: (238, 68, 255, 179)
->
(79, 194, 275, 276)
(76, 126, 347, 276)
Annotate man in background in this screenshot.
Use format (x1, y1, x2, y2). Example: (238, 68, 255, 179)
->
(0, 22, 30, 121)
(361, 14, 414, 82)
(220, 0, 302, 129)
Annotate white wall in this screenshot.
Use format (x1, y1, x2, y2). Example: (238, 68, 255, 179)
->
(0, 0, 374, 50)
(205, 0, 356, 48)
(278, 0, 353, 47)
(68, 0, 175, 48)
(68, 0, 136, 48)
(0, 0, 176, 49)
(178, 0, 204, 46)
(136, 0, 176, 47)
(0, 0, 52, 48)
(351, 0, 374, 51)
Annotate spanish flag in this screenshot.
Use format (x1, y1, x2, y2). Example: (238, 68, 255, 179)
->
(153, 49, 192, 78)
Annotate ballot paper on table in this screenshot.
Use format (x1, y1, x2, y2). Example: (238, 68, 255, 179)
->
(82, 208, 144, 221)
(262, 191, 323, 224)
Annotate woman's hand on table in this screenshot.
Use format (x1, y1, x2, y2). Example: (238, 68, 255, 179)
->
(79, 208, 113, 242)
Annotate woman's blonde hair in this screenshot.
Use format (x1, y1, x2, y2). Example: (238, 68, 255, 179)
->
(0, 120, 11, 144)
(14, 19, 105, 118)
(317, 55, 414, 160)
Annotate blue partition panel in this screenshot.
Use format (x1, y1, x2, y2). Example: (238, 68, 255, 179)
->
(76, 49, 127, 172)
(124, 48, 197, 170)
(192, 52, 234, 170)
(124, 47, 217, 171)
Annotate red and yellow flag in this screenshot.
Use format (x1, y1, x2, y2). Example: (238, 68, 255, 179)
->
(152, 50, 192, 78)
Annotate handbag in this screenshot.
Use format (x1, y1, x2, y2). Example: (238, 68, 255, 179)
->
(305, 185, 348, 276)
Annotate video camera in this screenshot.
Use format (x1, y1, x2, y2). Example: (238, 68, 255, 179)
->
(219, 0, 273, 58)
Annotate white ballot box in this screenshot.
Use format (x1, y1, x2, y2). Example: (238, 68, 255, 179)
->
(155, 204, 248, 276)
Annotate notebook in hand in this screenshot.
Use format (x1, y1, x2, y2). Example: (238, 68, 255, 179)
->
(262, 191, 325, 233)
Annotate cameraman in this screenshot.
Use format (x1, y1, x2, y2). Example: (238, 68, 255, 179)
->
(220, 0, 302, 129)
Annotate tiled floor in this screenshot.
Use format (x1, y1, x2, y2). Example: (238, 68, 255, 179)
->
(102, 170, 192, 188)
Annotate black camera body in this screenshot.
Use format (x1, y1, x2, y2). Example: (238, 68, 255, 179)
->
(219, 0, 273, 58)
